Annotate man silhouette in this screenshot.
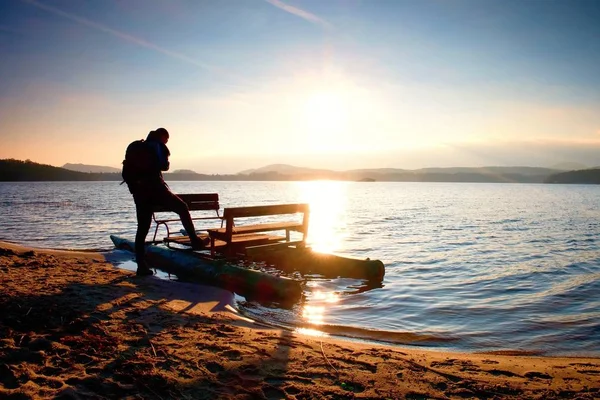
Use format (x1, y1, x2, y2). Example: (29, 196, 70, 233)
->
(124, 127, 208, 276)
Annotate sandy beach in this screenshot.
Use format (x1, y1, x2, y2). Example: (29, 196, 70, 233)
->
(0, 241, 599, 399)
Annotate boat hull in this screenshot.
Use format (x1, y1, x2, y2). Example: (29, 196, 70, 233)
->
(110, 235, 303, 303)
(247, 246, 385, 281)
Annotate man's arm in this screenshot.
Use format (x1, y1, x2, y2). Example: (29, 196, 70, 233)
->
(157, 143, 170, 171)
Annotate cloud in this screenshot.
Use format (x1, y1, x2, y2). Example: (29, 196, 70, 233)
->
(265, 0, 333, 30)
(20, 0, 246, 84)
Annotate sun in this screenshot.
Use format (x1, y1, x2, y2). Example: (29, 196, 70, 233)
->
(303, 90, 348, 152)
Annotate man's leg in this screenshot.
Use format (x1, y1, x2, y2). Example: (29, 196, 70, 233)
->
(134, 200, 154, 274)
(159, 189, 207, 248)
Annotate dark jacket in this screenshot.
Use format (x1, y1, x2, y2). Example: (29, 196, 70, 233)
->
(145, 136, 170, 174)
(126, 136, 171, 195)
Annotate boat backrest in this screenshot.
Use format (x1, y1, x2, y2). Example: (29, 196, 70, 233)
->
(221, 203, 309, 240)
(222, 203, 308, 219)
(152, 193, 222, 242)
(153, 193, 220, 213)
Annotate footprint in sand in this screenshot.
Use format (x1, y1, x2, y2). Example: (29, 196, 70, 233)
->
(262, 386, 287, 399)
(486, 369, 520, 377)
(201, 343, 226, 353)
(219, 349, 242, 361)
(578, 370, 600, 375)
(33, 376, 63, 389)
(205, 361, 225, 373)
(524, 371, 552, 379)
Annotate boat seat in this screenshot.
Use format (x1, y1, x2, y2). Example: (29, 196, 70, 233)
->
(165, 232, 287, 255)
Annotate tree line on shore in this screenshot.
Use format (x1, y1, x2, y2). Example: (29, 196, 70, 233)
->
(1, 158, 599, 184)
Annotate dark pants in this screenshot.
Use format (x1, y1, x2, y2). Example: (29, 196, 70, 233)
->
(131, 183, 197, 264)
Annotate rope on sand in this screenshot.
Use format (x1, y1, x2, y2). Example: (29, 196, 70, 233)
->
(320, 340, 339, 376)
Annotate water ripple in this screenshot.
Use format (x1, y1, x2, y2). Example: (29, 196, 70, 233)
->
(1, 181, 599, 356)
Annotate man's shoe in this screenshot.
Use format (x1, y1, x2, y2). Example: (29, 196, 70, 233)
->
(190, 236, 210, 250)
(136, 267, 154, 276)
(135, 260, 154, 276)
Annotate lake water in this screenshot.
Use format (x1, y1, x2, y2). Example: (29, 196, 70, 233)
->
(1, 180, 599, 357)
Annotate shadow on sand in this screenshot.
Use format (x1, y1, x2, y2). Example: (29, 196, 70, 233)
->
(0, 248, 302, 399)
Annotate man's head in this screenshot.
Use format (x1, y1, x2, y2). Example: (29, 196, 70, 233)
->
(147, 127, 169, 144)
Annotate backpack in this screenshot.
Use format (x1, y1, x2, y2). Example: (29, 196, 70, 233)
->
(121, 139, 156, 185)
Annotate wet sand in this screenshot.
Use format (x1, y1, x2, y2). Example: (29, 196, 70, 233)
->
(0, 240, 599, 399)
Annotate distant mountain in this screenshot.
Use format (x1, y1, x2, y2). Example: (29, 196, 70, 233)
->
(236, 164, 565, 183)
(238, 164, 333, 176)
(0, 159, 270, 182)
(238, 163, 294, 174)
(0, 159, 219, 182)
(1, 159, 118, 181)
(550, 162, 588, 171)
(239, 164, 561, 176)
(62, 163, 121, 173)
(4, 159, 599, 184)
(545, 168, 600, 184)
(347, 168, 409, 174)
(416, 166, 562, 176)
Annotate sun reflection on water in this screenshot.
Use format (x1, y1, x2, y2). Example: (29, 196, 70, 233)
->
(313, 290, 341, 303)
(301, 290, 341, 327)
(295, 180, 348, 253)
(294, 290, 341, 337)
(294, 327, 329, 338)
(303, 305, 326, 324)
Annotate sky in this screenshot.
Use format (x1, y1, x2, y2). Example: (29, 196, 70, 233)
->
(1, 0, 600, 174)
